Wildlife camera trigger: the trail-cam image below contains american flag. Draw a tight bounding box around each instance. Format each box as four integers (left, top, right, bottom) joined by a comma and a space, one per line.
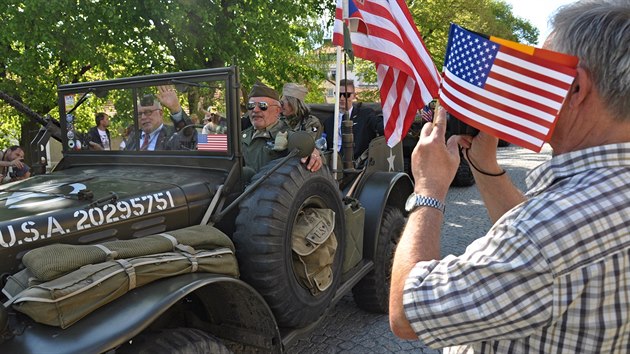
333, 0, 440, 147
197, 133, 228, 152
439, 24, 578, 152
420, 105, 434, 122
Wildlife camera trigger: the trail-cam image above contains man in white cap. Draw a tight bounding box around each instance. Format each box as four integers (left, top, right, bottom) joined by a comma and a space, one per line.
242, 82, 322, 173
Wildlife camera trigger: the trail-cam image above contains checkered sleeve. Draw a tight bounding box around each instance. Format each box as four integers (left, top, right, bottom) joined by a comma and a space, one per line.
402, 224, 554, 349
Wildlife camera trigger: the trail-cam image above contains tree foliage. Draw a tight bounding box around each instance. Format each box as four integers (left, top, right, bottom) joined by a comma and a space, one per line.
0, 0, 536, 150
0, 0, 333, 149
409, 0, 538, 70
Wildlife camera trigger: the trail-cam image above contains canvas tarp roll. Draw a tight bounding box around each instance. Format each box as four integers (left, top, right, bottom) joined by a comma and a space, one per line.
22, 224, 234, 281
2, 225, 239, 328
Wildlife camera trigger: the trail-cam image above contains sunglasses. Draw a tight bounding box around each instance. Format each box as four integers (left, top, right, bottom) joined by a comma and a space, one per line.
138, 108, 161, 117
247, 101, 279, 111
338, 92, 354, 98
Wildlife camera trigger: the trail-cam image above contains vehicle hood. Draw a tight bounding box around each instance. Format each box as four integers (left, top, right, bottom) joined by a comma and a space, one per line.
0, 166, 226, 252
0, 167, 210, 220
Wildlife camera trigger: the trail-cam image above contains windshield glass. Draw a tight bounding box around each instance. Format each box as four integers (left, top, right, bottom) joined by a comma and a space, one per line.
60, 74, 230, 155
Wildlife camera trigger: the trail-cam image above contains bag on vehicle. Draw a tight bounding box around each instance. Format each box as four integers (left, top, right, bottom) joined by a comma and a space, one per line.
291, 208, 337, 295
2, 225, 239, 329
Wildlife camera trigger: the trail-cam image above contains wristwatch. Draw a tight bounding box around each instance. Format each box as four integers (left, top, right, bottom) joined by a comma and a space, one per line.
405, 193, 446, 213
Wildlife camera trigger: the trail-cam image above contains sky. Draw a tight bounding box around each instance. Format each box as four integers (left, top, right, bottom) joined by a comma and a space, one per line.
501, 0, 578, 46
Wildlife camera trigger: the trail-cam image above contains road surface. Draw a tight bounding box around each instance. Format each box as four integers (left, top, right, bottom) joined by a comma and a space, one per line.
287, 144, 552, 353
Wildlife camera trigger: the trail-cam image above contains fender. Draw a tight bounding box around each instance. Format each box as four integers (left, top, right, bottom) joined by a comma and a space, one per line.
353, 171, 413, 260
2, 273, 281, 354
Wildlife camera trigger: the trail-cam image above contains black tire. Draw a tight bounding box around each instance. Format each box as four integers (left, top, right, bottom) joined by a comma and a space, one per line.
117, 328, 230, 354
233, 157, 345, 328
451, 153, 475, 187
352, 206, 405, 312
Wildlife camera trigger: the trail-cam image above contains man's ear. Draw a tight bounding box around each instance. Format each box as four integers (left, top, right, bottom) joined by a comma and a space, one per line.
568, 67, 592, 109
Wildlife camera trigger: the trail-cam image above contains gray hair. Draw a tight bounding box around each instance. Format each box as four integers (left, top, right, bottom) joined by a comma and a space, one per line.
548, 0, 630, 121
139, 94, 162, 108
283, 95, 311, 119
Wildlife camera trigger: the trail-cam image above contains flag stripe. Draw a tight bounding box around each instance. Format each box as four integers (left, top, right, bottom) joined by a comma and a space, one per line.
352, 8, 440, 96
353, 1, 439, 85
334, 0, 440, 147
440, 89, 545, 151
349, 24, 437, 101
197, 134, 228, 151
354, 0, 441, 93
500, 45, 579, 78
486, 74, 564, 114
445, 72, 557, 126
389, 0, 441, 90
493, 59, 571, 99
443, 72, 551, 136
532, 47, 580, 68
496, 53, 575, 88
439, 24, 577, 152
442, 81, 550, 140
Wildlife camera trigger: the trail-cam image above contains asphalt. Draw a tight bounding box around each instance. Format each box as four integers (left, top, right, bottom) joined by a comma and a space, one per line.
286, 144, 553, 353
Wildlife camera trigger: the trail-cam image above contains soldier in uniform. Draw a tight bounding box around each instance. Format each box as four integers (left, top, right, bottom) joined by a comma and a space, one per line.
280, 83, 323, 142
242, 82, 323, 174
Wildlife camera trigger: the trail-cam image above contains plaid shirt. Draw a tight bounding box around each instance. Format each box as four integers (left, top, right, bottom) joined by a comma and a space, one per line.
403, 143, 630, 353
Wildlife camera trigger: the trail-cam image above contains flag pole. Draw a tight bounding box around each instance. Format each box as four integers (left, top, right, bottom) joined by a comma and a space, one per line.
332, 45, 343, 178
332, 0, 350, 178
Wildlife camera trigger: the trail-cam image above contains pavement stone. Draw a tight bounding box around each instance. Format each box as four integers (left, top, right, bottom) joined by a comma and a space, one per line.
286, 144, 552, 353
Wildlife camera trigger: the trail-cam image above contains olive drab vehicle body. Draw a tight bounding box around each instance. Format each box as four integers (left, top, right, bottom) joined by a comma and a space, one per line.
309, 103, 476, 187
0, 68, 413, 353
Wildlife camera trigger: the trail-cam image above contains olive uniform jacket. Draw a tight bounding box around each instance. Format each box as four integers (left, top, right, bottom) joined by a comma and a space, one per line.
283, 114, 323, 141
241, 119, 290, 173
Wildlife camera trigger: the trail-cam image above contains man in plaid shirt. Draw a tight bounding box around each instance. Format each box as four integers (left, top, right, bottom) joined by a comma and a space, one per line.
390, 1, 630, 353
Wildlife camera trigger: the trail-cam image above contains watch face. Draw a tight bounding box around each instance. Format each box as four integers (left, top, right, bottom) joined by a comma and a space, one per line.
405, 193, 416, 212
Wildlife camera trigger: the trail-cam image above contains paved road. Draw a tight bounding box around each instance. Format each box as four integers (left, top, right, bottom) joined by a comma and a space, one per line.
286, 144, 552, 353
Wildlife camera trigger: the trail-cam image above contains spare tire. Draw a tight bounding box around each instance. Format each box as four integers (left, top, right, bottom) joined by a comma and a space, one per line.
233, 157, 345, 328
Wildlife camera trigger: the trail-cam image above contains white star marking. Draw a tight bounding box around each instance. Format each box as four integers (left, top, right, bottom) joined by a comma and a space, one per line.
387, 149, 396, 172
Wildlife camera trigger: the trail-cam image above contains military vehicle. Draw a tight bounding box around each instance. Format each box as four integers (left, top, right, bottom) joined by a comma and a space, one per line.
309, 103, 476, 187
0, 67, 413, 353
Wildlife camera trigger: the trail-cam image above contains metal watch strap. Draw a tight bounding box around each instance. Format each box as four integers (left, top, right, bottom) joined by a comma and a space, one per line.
406, 193, 446, 213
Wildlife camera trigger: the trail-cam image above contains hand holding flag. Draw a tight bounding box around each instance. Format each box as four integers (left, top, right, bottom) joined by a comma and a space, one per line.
438, 24, 578, 152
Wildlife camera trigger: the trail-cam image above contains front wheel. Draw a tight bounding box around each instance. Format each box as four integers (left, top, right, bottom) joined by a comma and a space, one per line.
117, 328, 230, 354
234, 157, 345, 328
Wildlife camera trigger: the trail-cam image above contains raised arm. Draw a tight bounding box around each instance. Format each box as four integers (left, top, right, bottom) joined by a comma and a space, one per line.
457, 133, 526, 223
389, 108, 460, 339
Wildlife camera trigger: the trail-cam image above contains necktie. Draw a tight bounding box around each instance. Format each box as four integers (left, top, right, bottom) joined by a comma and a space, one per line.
140, 133, 150, 151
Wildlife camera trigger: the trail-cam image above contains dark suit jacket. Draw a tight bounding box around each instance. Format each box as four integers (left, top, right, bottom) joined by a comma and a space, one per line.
87, 127, 111, 149
125, 125, 176, 151
323, 103, 384, 160
124, 111, 194, 151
